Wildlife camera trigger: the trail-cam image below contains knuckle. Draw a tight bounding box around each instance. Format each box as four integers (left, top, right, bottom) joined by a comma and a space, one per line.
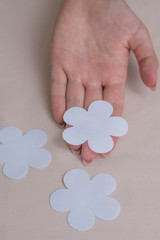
142, 25, 151, 39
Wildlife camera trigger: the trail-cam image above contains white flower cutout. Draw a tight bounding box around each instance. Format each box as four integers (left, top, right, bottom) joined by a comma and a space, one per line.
0, 126, 51, 179
62, 100, 128, 153
50, 169, 120, 231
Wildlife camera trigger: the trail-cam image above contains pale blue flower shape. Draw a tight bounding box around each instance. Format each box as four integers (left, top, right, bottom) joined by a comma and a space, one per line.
62, 100, 128, 154
0, 126, 51, 179
50, 169, 120, 231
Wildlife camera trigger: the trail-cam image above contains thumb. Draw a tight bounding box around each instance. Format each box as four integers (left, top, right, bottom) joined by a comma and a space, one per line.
129, 24, 159, 89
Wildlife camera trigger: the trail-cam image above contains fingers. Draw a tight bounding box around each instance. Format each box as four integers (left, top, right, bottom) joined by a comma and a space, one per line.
50, 63, 67, 126
103, 83, 125, 116
81, 84, 103, 163
66, 79, 85, 152
129, 24, 159, 89
103, 82, 125, 157
66, 80, 85, 109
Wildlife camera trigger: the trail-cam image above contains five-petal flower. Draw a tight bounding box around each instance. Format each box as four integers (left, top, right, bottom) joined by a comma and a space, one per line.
0, 126, 51, 179
62, 100, 128, 153
50, 169, 120, 231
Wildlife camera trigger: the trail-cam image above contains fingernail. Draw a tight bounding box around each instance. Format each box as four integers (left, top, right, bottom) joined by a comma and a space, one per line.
102, 152, 109, 157
71, 149, 81, 155
151, 86, 156, 91
82, 159, 92, 166
58, 123, 66, 129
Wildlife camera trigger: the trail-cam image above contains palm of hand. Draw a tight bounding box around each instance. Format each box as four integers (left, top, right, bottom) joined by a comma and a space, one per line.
50, 0, 158, 162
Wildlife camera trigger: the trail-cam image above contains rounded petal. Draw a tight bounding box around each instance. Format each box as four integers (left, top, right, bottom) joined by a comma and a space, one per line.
63, 107, 87, 126
88, 100, 113, 117
91, 174, 116, 196
68, 209, 95, 231
0, 126, 22, 144
23, 129, 47, 147
29, 148, 51, 168
50, 189, 71, 212
108, 117, 128, 136
95, 197, 120, 220
3, 161, 28, 179
64, 169, 90, 189
88, 134, 114, 154
62, 127, 87, 145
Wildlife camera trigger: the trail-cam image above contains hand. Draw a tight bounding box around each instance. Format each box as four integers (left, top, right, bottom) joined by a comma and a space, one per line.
50, 0, 159, 164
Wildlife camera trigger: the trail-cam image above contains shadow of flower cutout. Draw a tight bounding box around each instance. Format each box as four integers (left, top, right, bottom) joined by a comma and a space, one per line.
50, 169, 120, 231
62, 100, 128, 154
0, 126, 51, 179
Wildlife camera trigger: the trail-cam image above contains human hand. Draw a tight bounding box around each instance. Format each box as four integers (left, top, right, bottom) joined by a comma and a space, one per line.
50, 0, 159, 164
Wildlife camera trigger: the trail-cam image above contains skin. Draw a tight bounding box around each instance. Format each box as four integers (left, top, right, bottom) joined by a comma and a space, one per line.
50, 0, 159, 164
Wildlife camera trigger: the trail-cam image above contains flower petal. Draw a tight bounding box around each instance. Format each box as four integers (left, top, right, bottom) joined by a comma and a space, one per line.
91, 174, 116, 196
23, 129, 47, 147
29, 148, 51, 168
50, 189, 71, 212
64, 169, 90, 189
88, 134, 114, 154
3, 161, 28, 179
95, 197, 120, 220
0, 127, 22, 144
63, 107, 87, 126
62, 127, 87, 145
88, 100, 113, 117
108, 117, 128, 136
68, 209, 95, 231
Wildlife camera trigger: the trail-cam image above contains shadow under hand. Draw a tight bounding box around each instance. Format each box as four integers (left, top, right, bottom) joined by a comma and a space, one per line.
126, 52, 145, 95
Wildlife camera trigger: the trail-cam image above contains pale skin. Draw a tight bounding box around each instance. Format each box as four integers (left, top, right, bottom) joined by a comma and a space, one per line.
50, 0, 159, 164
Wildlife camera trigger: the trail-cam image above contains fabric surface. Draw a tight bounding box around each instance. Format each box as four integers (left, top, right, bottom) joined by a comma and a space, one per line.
0, 0, 160, 239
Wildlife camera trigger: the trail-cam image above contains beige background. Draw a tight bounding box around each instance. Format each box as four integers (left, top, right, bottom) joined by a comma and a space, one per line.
0, 0, 160, 239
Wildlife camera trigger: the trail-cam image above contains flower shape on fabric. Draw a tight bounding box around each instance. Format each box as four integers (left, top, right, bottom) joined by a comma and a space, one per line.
62, 100, 128, 154
0, 126, 51, 179
50, 169, 120, 231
